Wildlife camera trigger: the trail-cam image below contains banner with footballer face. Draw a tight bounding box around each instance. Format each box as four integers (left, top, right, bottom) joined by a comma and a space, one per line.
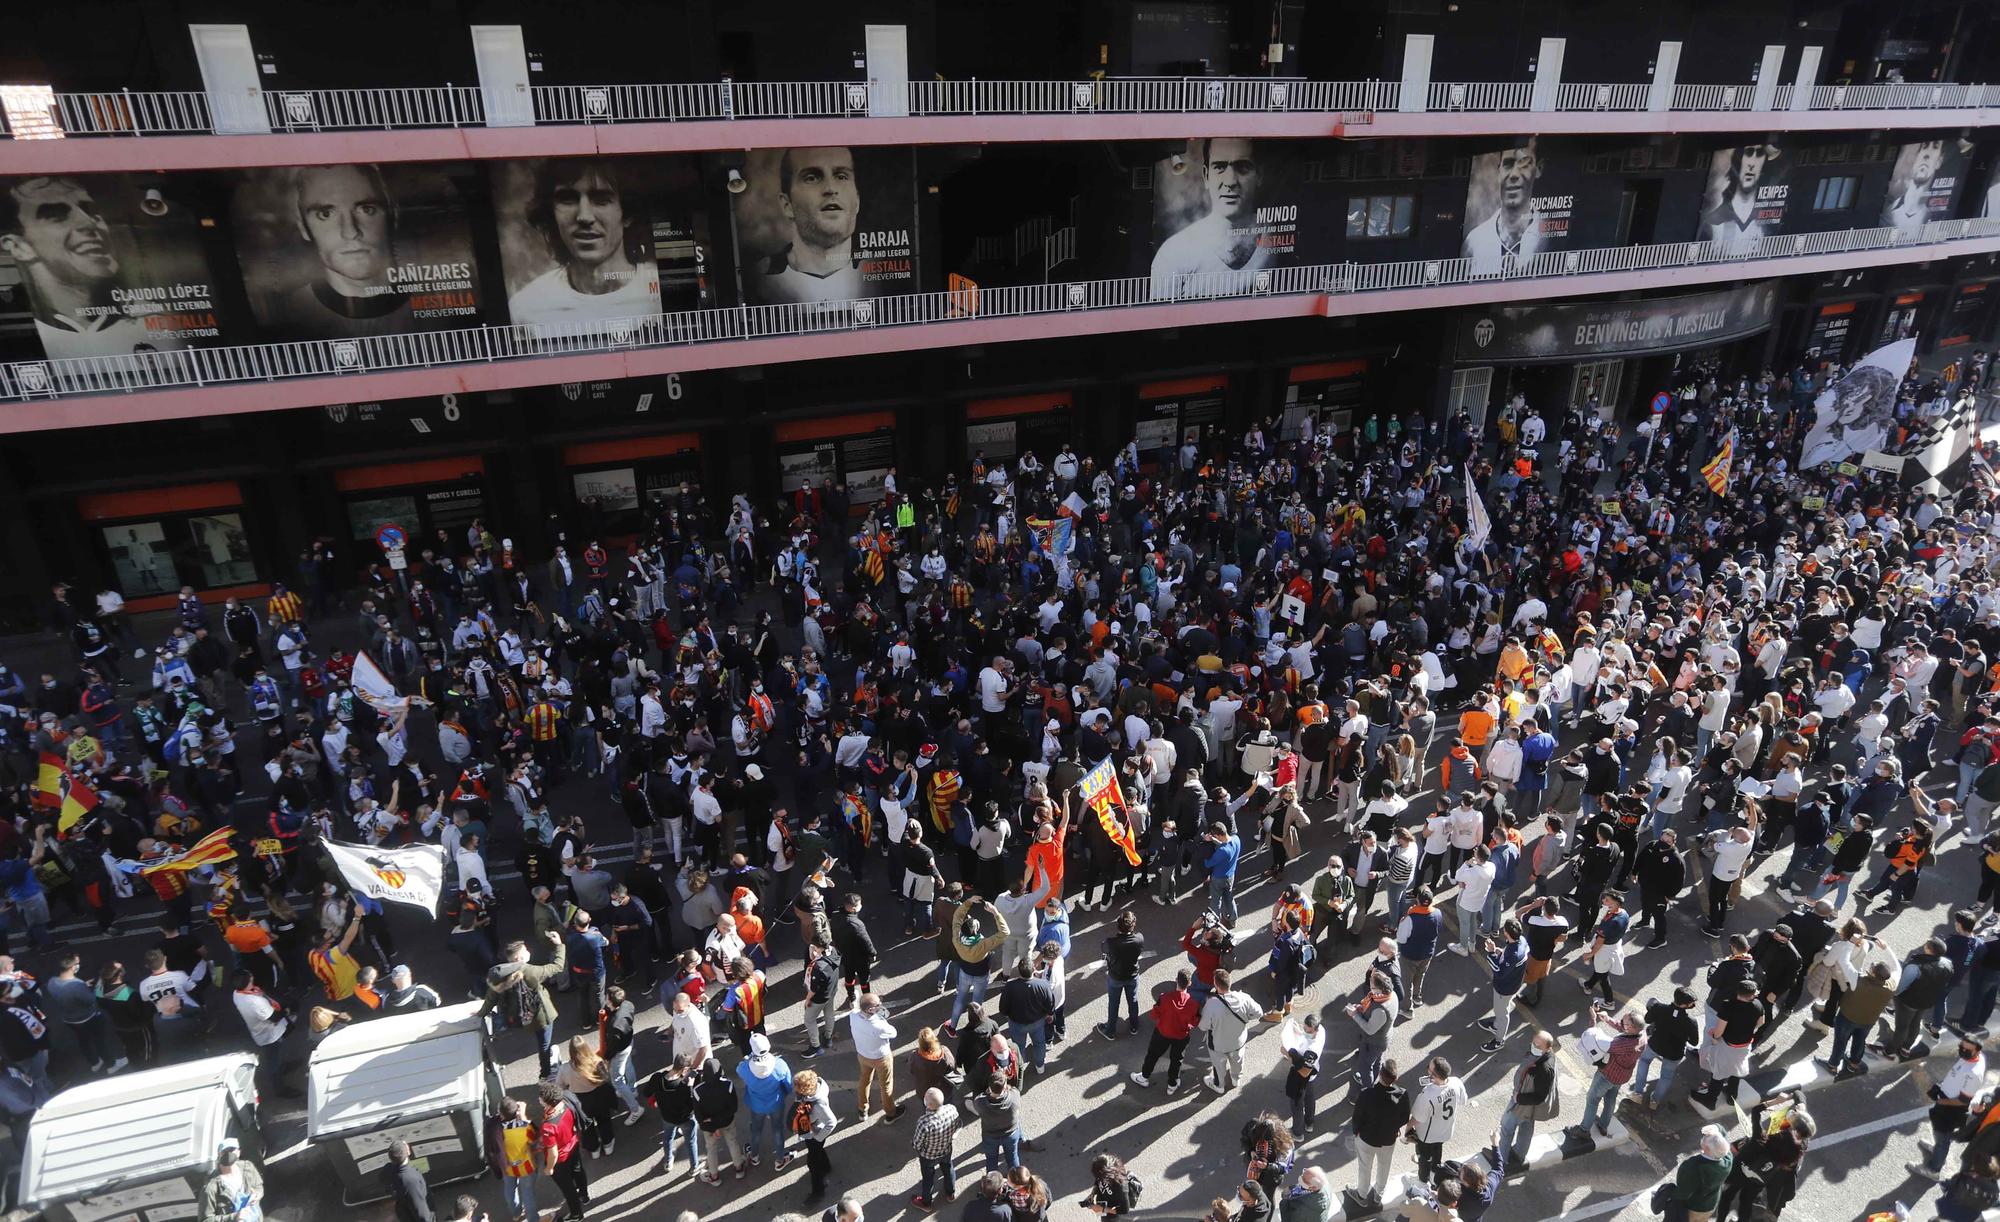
227, 162, 485, 341
729, 145, 918, 306
0, 173, 232, 359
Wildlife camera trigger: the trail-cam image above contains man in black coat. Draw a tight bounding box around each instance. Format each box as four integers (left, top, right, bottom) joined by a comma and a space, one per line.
1781, 899, 1840, 1012
386, 1142, 435, 1222
1340, 833, 1391, 945
830, 891, 878, 1006
1571, 823, 1623, 921
1633, 830, 1687, 948
1750, 923, 1804, 1046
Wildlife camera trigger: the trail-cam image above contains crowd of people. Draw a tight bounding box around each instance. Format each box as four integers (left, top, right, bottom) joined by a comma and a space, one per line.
5, 348, 2000, 1222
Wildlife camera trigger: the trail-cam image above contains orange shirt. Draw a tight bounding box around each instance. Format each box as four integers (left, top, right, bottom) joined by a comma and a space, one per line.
735, 913, 766, 947
1026, 832, 1066, 908
1458, 708, 1496, 747
223, 922, 273, 958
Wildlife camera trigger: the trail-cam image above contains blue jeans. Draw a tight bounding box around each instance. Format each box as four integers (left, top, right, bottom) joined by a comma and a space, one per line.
660, 1120, 702, 1171
949, 971, 990, 1027
1929, 1116, 1960, 1173
1644, 803, 1676, 841
1582, 1071, 1620, 1132
740, 1108, 786, 1161
919, 1153, 956, 1201
1106, 976, 1139, 1031
502, 1172, 538, 1220
1828, 1012, 1870, 1065
938, 959, 958, 992
1499, 1104, 1534, 1165
1010, 1019, 1048, 1073
1210, 874, 1237, 925
1960, 968, 2000, 1030
1632, 1047, 1679, 1103
534, 1023, 557, 1079
1808, 871, 1854, 909
980, 1129, 1022, 1171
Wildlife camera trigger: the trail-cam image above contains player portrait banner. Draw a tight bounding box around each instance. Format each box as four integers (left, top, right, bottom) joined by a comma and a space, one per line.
730, 145, 917, 306
1699, 137, 1790, 242
1460, 137, 1577, 267
1800, 336, 1918, 470
227, 162, 485, 341
1453, 282, 1781, 363
1149, 137, 1299, 298
0, 172, 231, 359
1880, 136, 1971, 236
491, 155, 712, 331
324, 839, 446, 913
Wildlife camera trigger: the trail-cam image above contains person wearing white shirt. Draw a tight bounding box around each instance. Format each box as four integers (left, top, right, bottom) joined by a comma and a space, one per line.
1512, 597, 1549, 629
1451, 847, 1497, 953
978, 658, 1015, 716
1917, 1037, 1988, 1178
456, 837, 493, 896
640, 687, 667, 741
1647, 753, 1693, 839
1853, 701, 1889, 760
1701, 827, 1756, 935
1486, 728, 1523, 789
849, 993, 902, 1119
667, 992, 712, 1066
1814, 678, 1856, 724
1408, 1058, 1470, 1179
1124, 712, 1151, 753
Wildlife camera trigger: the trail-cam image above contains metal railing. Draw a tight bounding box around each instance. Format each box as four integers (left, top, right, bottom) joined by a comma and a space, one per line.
1671, 83, 1753, 112
1429, 81, 1533, 112
1554, 82, 1653, 112
1044, 226, 1076, 278
267, 86, 486, 130
8, 73, 2000, 138
7, 217, 1999, 409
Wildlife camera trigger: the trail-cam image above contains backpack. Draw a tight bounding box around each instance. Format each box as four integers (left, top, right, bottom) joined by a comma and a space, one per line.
788, 1096, 815, 1136
1295, 933, 1316, 970
1124, 1172, 1144, 1205
505, 971, 536, 1029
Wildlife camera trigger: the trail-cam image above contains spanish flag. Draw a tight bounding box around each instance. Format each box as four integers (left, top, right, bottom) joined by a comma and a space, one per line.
57, 776, 100, 832
33, 754, 63, 810
1701, 430, 1736, 495
141, 828, 237, 875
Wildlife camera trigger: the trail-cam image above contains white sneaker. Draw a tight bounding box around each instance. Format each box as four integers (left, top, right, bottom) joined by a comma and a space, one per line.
624, 1111, 642, 1127
1448, 944, 1469, 956
107, 1058, 129, 1074
1128, 1072, 1150, 1088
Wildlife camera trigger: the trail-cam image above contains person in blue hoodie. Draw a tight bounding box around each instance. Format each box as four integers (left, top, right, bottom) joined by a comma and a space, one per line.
1478, 918, 1530, 1052
735, 1031, 794, 1168
1203, 820, 1241, 928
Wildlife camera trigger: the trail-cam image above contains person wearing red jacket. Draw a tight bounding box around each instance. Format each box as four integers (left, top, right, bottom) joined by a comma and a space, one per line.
1127, 968, 1200, 1092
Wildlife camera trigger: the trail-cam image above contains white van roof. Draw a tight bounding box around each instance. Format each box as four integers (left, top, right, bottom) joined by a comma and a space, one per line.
21, 1053, 257, 1207
308, 1001, 487, 1141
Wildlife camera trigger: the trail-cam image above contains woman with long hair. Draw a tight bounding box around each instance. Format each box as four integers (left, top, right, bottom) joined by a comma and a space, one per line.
1003, 1163, 1050, 1221
1083, 1153, 1139, 1216
95, 961, 154, 1067
556, 1034, 616, 1157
